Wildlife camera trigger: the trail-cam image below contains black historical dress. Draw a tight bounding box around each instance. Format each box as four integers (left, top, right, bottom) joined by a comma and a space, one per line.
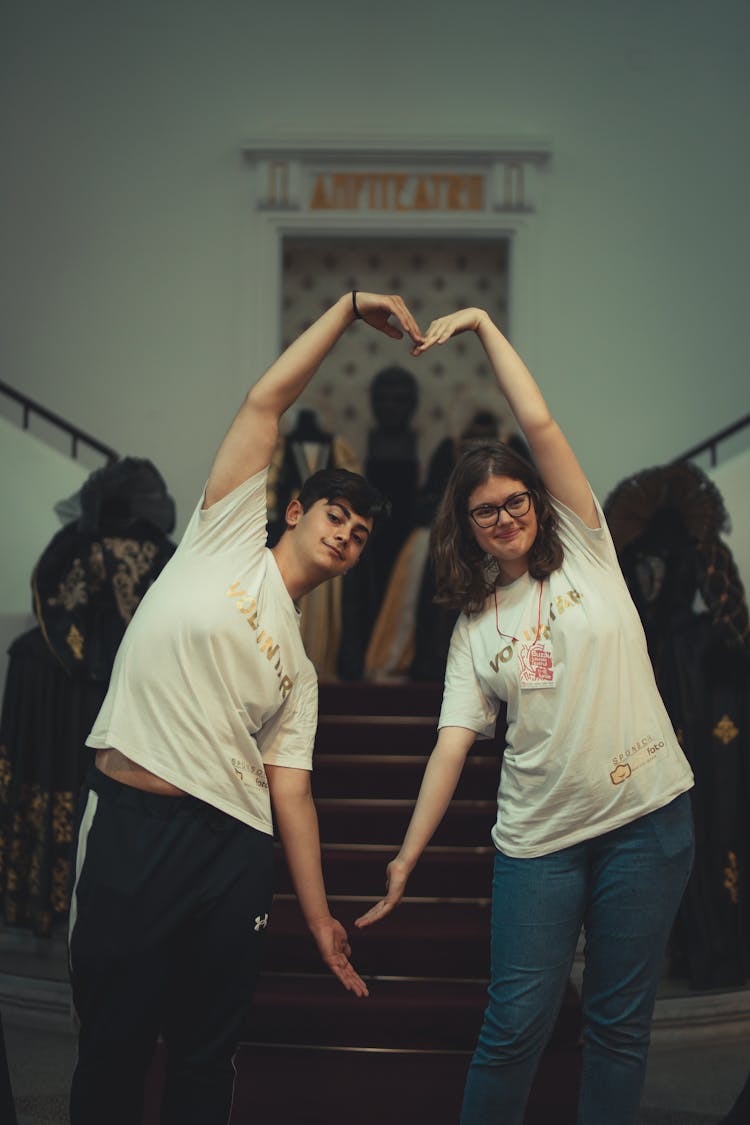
0, 458, 175, 935
605, 460, 750, 988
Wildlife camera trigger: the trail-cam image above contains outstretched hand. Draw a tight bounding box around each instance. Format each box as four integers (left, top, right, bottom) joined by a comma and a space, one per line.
354, 856, 410, 930
310, 915, 369, 997
410, 307, 487, 356
354, 292, 424, 349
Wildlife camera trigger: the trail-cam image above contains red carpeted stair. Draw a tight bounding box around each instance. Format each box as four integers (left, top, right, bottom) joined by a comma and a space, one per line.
145, 682, 582, 1124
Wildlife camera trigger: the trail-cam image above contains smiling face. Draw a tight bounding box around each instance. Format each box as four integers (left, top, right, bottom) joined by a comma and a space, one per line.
287, 495, 373, 579
467, 474, 539, 584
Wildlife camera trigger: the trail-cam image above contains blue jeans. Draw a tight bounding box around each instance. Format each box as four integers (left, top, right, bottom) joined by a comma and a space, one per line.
461, 793, 694, 1125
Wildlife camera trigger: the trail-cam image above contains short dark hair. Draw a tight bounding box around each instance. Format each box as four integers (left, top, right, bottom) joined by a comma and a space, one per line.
297, 468, 390, 531
432, 442, 564, 614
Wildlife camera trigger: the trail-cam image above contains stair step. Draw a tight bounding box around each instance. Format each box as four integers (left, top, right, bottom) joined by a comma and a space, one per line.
265, 898, 491, 978
275, 843, 495, 898
315, 797, 497, 846
248, 974, 487, 1050
246, 975, 582, 1053
319, 681, 443, 717
233, 1046, 472, 1125
315, 713, 507, 757
145, 1039, 581, 1125
315, 713, 439, 754
311, 751, 500, 799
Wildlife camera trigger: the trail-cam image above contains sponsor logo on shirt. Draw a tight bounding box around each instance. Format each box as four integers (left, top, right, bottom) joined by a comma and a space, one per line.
231, 757, 269, 791
610, 735, 664, 785
227, 582, 294, 699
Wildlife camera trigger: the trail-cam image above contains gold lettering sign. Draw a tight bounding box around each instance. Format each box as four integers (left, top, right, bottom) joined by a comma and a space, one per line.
309, 172, 484, 212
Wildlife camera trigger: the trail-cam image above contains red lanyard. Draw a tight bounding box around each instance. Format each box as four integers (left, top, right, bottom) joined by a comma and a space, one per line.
494, 579, 544, 644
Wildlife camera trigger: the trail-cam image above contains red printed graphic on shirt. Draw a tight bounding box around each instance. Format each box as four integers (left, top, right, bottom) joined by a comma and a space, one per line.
518, 642, 554, 683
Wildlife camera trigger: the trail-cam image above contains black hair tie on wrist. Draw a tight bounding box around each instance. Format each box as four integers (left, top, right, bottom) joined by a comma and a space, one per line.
352, 290, 364, 320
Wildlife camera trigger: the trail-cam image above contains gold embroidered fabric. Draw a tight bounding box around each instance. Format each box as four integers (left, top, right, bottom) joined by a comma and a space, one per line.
0, 752, 75, 933
0, 632, 101, 935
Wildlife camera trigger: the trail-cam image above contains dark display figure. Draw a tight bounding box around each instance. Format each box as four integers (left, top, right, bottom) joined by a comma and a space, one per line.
0, 459, 176, 934
364, 366, 419, 611
605, 460, 750, 989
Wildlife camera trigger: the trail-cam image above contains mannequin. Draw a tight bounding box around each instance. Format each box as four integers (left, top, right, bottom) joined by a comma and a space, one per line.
364, 366, 419, 611
605, 460, 750, 989
0, 459, 176, 934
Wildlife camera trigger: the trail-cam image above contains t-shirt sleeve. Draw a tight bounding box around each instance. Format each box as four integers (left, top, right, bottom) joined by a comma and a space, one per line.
176, 469, 269, 564
256, 666, 318, 770
550, 490, 620, 571
438, 615, 500, 740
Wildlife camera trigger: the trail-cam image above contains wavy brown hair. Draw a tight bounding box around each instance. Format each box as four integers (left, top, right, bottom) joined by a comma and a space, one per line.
431, 442, 564, 614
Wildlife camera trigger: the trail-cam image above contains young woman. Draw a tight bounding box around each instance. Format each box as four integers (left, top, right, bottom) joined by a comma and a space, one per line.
356, 307, 695, 1125
68, 291, 422, 1125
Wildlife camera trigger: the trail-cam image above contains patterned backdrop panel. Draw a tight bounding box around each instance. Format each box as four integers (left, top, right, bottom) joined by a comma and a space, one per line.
281, 237, 510, 478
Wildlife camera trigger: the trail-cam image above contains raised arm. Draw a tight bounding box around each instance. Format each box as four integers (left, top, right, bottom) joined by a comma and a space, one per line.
413, 309, 598, 527
266, 763, 368, 997
204, 292, 422, 508
354, 725, 476, 928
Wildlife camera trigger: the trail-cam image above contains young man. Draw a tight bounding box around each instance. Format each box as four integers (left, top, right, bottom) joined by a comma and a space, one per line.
68, 291, 423, 1125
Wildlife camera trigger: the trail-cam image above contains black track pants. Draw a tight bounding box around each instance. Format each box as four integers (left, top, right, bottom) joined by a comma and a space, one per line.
68, 768, 274, 1125
0, 1009, 17, 1125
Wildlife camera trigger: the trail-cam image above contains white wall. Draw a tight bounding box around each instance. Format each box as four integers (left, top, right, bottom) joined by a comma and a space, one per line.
1, 0, 749, 538
0, 417, 89, 687
0, 418, 90, 615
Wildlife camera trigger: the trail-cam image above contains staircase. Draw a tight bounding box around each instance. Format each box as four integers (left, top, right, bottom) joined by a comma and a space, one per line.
145, 681, 582, 1124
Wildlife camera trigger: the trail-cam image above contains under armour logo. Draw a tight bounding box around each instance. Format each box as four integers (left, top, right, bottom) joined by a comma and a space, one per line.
254, 913, 269, 932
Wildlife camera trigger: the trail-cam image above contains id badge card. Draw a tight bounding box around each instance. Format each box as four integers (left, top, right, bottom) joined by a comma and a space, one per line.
519, 639, 556, 690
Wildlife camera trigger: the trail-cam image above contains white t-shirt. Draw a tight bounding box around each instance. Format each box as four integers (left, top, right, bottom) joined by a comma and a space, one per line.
439, 492, 694, 858
87, 469, 318, 836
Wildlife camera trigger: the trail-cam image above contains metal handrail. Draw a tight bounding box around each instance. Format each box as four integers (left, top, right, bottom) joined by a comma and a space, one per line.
674, 413, 750, 468
0, 378, 118, 464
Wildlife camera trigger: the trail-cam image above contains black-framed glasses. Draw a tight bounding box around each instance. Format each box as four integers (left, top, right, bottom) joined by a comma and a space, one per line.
469, 491, 533, 528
